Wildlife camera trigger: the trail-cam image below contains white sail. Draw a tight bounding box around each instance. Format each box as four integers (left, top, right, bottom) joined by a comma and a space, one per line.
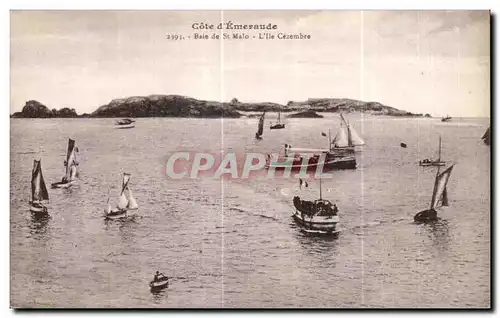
116, 173, 136, 210
430, 165, 454, 210
125, 188, 139, 209
332, 126, 349, 148
70, 165, 78, 180
347, 124, 365, 146
118, 191, 129, 209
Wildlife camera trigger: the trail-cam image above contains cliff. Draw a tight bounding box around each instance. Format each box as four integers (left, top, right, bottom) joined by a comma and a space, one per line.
10, 100, 78, 118
91, 95, 242, 118
283, 98, 426, 117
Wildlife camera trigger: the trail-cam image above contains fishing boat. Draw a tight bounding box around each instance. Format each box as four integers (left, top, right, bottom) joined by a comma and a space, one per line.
266, 145, 356, 171
104, 173, 139, 220
149, 276, 169, 291
414, 164, 455, 223
255, 112, 265, 140
29, 159, 49, 215
419, 136, 446, 167
51, 138, 79, 188
270, 111, 285, 130
482, 126, 490, 145
441, 115, 452, 122
292, 178, 339, 235
330, 113, 365, 154
266, 113, 360, 171
115, 118, 135, 129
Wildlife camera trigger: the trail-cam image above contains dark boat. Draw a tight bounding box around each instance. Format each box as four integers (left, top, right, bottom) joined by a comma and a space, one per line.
270, 111, 285, 130
482, 127, 490, 145
51, 138, 79, 188
419, 136, 446, 167
414, 164, 455, 223
292, 179, 339, 235
255, 112, 265, 140
29, 159, 49, 215
441, 115, 452, 122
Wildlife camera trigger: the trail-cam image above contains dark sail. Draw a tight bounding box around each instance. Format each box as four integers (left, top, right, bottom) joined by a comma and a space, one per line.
64, 138, 78, 181
256, 112, 265, 137
482, 127, 490, 145
441, 188, 449, 207
31, 159, 49, 202
430, 164, 454, 210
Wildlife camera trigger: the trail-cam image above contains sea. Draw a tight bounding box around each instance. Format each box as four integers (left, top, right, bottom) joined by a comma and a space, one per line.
10, 114, 490, 308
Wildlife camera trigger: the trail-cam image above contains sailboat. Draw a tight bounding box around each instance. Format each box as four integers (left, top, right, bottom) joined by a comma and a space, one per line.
414, 164, 455, 223
482, 126, 490, 145
270, 111, 285, 130
29, 159, 49, 215
441, 115, 452, 122
330, 113, 365, 154
51, 138, 79, 188
104, 173, 139, 220
292, 178, 340, 235
255, 112, 265, 140
419, 136, 446, 167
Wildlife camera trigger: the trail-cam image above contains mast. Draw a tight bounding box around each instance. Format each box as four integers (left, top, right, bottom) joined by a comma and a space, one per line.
278, 111, 281, 124
328, 129, 332, 151
438, 136, 442, 162
319, 178, 323, 200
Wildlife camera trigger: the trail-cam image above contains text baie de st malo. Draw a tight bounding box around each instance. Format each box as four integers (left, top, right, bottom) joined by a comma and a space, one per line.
166, 21, 312, 41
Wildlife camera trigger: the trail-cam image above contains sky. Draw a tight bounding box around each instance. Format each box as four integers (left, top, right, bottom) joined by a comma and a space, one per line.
10, 10, 490, 117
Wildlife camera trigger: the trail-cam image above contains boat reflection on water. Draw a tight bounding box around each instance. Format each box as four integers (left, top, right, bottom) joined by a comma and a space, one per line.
423, 219, 451, 252
29, 213, 50, 235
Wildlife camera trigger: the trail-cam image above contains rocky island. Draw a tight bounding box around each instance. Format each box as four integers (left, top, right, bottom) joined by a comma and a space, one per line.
10, 100, 80, 118
11, 95, 430, 118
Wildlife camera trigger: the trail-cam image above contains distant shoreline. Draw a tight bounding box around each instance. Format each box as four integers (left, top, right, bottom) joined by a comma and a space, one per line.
11, 95, 434, 119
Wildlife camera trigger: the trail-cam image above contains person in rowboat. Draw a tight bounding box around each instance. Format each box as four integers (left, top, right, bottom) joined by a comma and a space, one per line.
153, 271, 167, 282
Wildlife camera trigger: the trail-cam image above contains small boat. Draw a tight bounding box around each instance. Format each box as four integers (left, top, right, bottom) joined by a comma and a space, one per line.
414, 164, 455, 223
482, 126, 490, 145
400, 142, 407, 148
270, 111, 285, 130
104, 173, 139, 220
29, 159, 49, 215
292, 178, 339, 235
149, 276, 169, 291
255, 112, 265, 140
419, 136, 446, 167
115, 118, 135, 129
51, 138, 79, 188
441, 115, 452, 122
